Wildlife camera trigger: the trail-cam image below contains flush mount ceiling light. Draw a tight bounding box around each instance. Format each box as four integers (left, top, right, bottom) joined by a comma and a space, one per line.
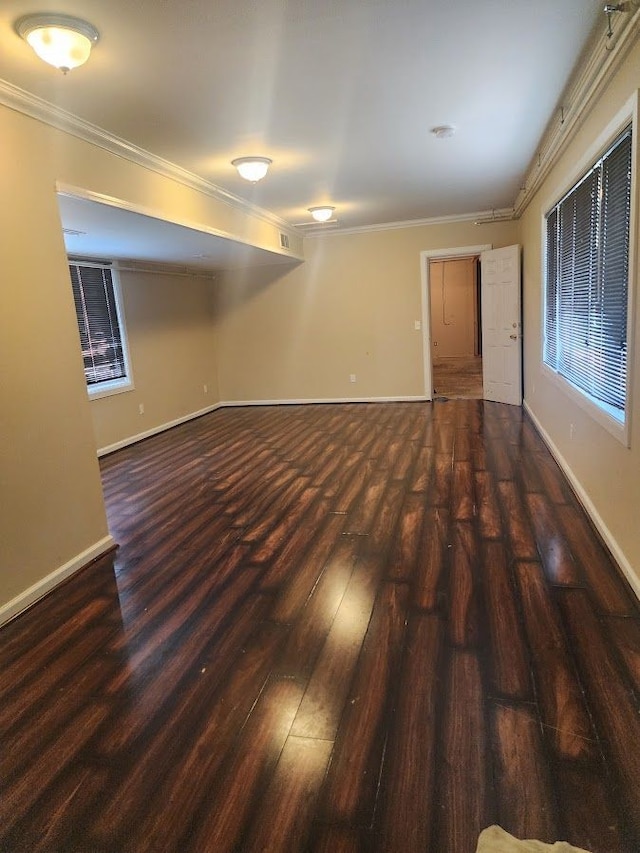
16, 13, 99, 73
308, 206, 336, 222
231, 157, 272, 182
430, 124, 456, 139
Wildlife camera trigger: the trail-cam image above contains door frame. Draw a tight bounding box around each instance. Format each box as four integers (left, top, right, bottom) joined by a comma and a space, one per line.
420, 244, 492, 400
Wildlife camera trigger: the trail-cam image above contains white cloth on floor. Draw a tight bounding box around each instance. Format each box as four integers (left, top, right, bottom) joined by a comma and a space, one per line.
476, 825, 592, 853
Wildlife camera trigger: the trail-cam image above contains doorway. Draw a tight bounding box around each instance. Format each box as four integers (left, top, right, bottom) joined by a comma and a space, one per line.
420, 244, 491, 401
429, 256, 482, 398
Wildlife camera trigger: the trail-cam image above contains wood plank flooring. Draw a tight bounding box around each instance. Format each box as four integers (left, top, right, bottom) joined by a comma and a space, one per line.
1, 400, 640, 853
432, 355, 483, 398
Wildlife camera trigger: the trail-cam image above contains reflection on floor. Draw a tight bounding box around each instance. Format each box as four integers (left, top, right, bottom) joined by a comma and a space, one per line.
2, 401, 640, 852
433, 355, 483, 399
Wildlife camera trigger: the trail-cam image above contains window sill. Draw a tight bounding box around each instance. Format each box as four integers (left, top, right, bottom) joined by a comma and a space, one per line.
88, 378, 134, 401
541, 363, 629, 447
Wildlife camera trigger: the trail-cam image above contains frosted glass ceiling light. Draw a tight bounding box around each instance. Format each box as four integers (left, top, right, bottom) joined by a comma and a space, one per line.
16, 13, 99, 73
231, 157, 272, 182
308, 206, 335, 222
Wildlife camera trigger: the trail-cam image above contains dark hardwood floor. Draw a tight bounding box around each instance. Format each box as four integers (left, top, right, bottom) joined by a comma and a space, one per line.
1, 400, 640, 853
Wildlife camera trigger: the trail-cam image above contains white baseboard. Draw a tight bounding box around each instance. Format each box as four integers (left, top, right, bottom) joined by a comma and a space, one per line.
0, 535, 116, 626
220, 395, 429, 407
97, 397, 429, 456
524, 400, 640, 601
97, 402, 225, 456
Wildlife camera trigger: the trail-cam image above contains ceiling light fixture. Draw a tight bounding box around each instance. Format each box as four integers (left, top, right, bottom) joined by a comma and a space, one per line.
430, 125, 456, 139
231, 157, 272, 182
15, 13, 99, 73
308, 206, 336, 222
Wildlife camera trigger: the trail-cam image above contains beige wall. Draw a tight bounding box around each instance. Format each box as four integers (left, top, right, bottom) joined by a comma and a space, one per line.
216, 221, 518, 402
91, 269, 219, 452
0, 107, 109, 617
521, 43, 640, 586
0, 102, 298, 622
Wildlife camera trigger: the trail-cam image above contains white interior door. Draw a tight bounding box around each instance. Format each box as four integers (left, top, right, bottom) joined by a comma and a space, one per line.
480, 245, 522, 405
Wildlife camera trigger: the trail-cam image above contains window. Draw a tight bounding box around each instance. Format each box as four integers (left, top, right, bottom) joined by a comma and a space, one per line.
544, 125, 633, 432
69, 260, 132, 397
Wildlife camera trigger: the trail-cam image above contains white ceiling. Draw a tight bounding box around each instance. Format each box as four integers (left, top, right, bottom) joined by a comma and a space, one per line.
0, 0, 605, 268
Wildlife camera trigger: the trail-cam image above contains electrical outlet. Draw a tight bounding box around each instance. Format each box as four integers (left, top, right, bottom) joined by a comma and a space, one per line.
349, 374, 356, 383
138, 403, 144, 415
570, 423, 575, 439
203, 384, 208, 394
414, 320, 421, 330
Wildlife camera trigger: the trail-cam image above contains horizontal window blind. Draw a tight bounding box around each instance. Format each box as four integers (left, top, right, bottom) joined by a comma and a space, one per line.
69, 262, 127, 386
544, 127, 632, 417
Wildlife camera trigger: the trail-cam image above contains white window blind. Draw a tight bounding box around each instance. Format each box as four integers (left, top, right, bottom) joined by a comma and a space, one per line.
69, 261, 128, 387
544, 127, 632, 419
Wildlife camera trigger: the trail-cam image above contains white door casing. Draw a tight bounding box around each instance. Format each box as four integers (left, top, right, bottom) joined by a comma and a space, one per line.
480, 245, 522, 406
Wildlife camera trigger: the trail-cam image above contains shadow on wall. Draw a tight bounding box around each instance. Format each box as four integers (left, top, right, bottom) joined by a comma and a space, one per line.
212, 259, 303, 321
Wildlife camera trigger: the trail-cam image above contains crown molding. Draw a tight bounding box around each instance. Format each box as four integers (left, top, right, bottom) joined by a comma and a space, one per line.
292, 219, 339, 230
514, 3, 640, 216
69, 255, 219, 279
3, 6, 637, 237
0, 77, 296, 236
301, 208, 513, 237
115, 260, 219, 280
